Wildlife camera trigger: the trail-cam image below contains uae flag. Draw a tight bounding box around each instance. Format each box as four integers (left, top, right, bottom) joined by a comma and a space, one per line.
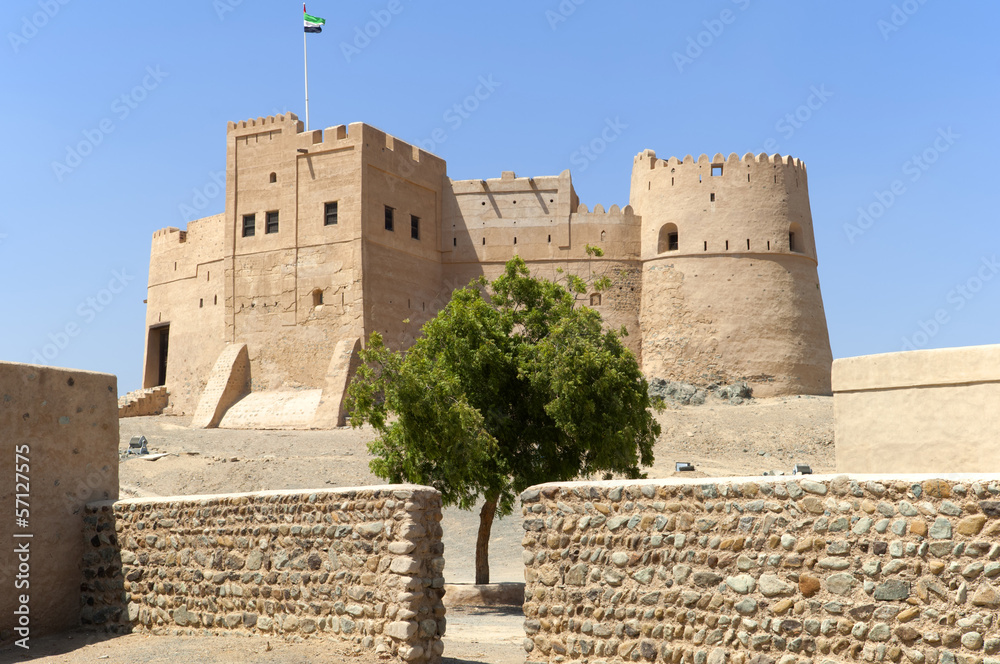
304, 5, 325, 33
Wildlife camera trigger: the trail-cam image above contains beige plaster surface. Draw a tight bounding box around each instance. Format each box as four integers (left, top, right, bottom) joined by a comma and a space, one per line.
0, 362, 118, 643
833, 345, 1000, 474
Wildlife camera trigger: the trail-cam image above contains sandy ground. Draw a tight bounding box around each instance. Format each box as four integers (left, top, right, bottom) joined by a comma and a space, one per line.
2, 395, 832, 663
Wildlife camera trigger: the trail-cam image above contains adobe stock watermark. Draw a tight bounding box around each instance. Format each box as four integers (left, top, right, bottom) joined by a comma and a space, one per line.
341, 0, 404, 63
179, 171, 226, 223
878, 0, 932, 41
570, 118, 628, 173
51, 66, 169, 183
673, 0, 752, 74
900, 255, 999, 351
7, 0, 73, 55
415, 76, 502, 155
213, 0, 243, 20
755, 85, 834, 155
842, 127, 959, 244
29, 269, 135, 365
545, 0, 587, 31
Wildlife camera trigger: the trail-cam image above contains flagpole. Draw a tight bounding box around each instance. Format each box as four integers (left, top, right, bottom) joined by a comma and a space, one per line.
304, 28, 310, 131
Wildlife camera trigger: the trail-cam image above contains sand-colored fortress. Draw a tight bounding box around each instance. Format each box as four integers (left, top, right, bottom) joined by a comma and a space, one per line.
139, 112, 832, 426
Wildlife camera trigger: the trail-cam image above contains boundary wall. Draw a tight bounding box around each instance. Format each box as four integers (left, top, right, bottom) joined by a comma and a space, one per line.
833, 345, 1000, 474
81, 485, 446, 662
0, 362, 118, 644
521, 474, 1000, 664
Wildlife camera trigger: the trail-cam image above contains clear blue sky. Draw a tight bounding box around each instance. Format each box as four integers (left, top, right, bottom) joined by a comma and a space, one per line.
2, 2, 997, 395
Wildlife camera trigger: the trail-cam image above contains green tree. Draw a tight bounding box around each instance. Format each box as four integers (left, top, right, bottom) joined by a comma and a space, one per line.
346, 257, 660, 583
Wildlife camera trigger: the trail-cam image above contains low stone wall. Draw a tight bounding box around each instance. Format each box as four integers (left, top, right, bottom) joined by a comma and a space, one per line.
82, 485, 446, 662
521, 474, 1000, 664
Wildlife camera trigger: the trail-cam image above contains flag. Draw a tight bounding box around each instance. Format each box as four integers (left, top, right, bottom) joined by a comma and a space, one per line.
304, 5, 325, 33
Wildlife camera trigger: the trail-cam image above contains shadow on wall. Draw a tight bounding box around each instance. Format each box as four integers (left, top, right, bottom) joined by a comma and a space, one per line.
80, 506, 127, 630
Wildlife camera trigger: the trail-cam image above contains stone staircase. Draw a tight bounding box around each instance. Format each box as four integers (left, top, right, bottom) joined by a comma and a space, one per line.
118, 386, 169, 418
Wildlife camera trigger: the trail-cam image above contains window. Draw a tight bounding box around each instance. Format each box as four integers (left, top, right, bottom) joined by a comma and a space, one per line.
453, 237, 457, 247
710, 193, 716, 202
657, 223, 679, 253
324, 202, 338, 226
385, 206, 394, 231
269, 172, 277, 183
712, 164, 723, 177
265, 211, 279, 234
312, 289, 323, 308
590, 293, 602, 306
789, 223, 804, 253
242, 214, 256, 237
411, 215, 420, 240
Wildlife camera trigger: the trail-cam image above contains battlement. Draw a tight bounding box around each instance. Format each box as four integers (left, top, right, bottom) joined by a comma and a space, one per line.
152, 227, 186, 243
573, 203, 637, 220
449, 170, 568, 196
227, 112, 303, 135
635, 149, 807, 172
285, 121, 445, 172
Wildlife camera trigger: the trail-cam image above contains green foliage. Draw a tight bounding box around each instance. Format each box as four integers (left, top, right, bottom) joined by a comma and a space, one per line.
347, 257, 661, 521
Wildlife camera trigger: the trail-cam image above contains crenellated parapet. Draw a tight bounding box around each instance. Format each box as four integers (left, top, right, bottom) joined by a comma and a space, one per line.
151, 227, 186, 243
227, 112, 303, 136
573, 203, 636, 218
634, 149, 807, 173
631, 147, 815, 262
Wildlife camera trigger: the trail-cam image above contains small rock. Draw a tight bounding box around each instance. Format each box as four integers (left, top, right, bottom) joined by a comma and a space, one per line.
929, 517, 953, 540
972, 583, 1000, 608
726, 574, 756, 594
874, 579, 910, 601
799, 575, 821, 597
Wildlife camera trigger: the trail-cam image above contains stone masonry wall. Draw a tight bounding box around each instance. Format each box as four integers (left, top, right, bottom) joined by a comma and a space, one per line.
520, 475, 1000, 664
81, 485, 445, 662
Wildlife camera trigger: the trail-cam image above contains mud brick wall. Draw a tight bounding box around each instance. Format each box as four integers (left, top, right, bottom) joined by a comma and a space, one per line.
520, 475, 1000, 664
81, 485, 445, 662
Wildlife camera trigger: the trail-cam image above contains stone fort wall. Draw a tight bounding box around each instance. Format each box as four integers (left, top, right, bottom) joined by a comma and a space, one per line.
631, 151, 831, 396
143, 113, 832, 422
520, 474, 1000, 664
81, 485, 446, 662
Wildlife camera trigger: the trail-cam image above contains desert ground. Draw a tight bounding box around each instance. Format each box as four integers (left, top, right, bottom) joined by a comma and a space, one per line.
2, 394, 833, 664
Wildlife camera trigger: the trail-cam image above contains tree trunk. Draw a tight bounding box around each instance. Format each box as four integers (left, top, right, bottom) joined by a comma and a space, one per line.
475, 497, 498, 585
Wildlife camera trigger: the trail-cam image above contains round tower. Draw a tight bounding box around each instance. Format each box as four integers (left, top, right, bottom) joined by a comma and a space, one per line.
630, 150, 832, 396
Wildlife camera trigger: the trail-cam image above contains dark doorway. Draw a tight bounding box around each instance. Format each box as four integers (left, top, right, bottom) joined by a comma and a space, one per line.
144, 324, 170, 388
157, 326, 169, 386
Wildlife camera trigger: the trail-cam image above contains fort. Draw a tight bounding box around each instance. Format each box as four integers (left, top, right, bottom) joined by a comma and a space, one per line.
139, 112, 832, 427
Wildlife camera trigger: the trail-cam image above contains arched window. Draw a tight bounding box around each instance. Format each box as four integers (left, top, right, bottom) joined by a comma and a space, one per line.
312, 289, 324, 308
658, 223, 679, 253
600, 230, 606, 242
590, 293, 602, 306
269, 172, 277, 183
789, 223, 804, 253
